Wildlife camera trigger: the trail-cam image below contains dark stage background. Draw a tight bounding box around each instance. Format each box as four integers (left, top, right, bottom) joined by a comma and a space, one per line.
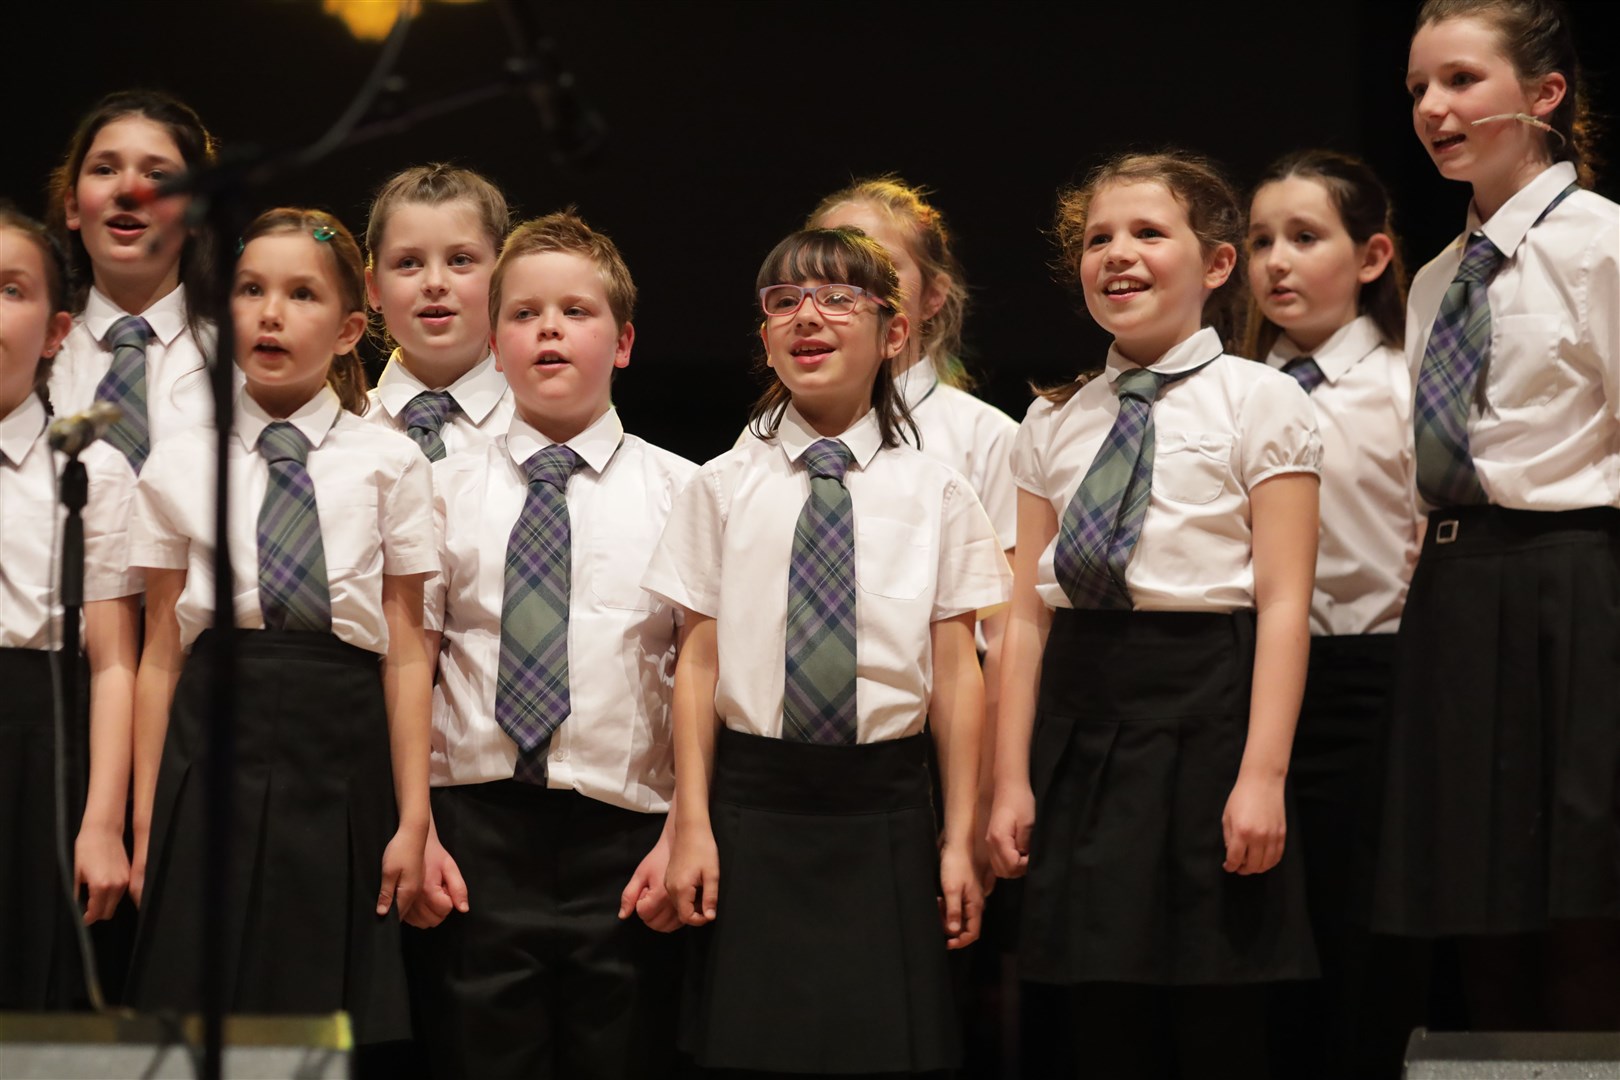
8, 0, 1619, 467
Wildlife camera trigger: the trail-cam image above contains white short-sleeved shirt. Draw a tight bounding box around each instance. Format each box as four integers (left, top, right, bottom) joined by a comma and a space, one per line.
643, 405, 1012, 744
1267, 316, 1422, 636
0, 395, 141, 649
1012, 327, 1322, 613
427, 408, 696, 811
896, 356, 1020, 550
737, 357, 1019, 551
364, 349, 515, 456
1406, 161, 1620, 511
50, 284, 215, 439
129, 385, 438, 653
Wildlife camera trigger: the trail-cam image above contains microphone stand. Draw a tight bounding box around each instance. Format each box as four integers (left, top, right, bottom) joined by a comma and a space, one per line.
52, 452, 95, 1007
137, 4, 606, 1078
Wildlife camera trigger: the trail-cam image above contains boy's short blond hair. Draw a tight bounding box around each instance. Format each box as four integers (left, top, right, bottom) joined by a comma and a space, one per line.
489, 209, 636, 328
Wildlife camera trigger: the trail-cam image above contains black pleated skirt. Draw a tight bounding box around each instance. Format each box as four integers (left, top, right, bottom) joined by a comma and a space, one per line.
1020, 609, 1317, 986
680, 727, 959, 1074
127, 630, 409, 1043
0, 648, 89, 1008
1374, 506, 1620, 936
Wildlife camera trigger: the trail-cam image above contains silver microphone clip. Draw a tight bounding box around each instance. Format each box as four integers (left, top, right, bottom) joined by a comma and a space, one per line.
47, 402, 124, 456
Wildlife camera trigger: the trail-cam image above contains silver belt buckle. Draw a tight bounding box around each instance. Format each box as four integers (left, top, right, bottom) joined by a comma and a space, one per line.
1435, 519, 1460, 544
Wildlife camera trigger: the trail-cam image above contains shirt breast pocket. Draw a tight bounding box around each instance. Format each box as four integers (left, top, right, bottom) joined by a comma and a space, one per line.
1486, 314, 1566, 409
587, 533, 659, 612
1153, 431, 1233, 505
320, 493, 380, 572
855, 517, 930, 600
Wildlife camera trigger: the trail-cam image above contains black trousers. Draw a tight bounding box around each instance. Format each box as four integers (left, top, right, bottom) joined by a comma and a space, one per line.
410, 781, 682, 1080
1269, 634, 1427, 1080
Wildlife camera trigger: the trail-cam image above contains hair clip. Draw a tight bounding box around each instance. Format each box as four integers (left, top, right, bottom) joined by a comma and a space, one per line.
312, 225, 337, 243
236, 238, 245, 255
1470, 112, 1568, 148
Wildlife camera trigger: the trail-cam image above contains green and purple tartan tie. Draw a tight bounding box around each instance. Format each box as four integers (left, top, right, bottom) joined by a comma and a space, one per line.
1413, 182, 1579, 508
498, 444, 581, 784
1413, 233, 1503, 508
94, 315, 153, 472
1054, 363, 1206, 610
256, 422, 332, 632
1283, 356, 1326, 394
400, 390, 458, 462
784, 438, 858, 745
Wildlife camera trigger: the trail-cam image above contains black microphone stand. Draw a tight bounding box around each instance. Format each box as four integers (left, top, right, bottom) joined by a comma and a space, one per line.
133, 5, 605, 1077
51, 450, 98, 1007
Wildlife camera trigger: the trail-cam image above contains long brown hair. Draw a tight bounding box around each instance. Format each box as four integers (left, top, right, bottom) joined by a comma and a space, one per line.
1042, 150, 1245, 405
238, 208, 370, 415
1416, 0, 1598, 186
46, 89, 219, 339
746, 228, 918, 450
809, 176, 974, 389
1242, 150, 1409, 362
0, 203, 72, 410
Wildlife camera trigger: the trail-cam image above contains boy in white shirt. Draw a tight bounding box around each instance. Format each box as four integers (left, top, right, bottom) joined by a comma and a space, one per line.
408, 211, 693, 1079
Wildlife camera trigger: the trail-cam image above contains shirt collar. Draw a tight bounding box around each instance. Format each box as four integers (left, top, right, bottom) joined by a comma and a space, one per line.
895, 354, 940, 410
775, 403, 883, 471
0, 394, 47, 467
1471, 160, 1578, 259
375, 349, 509, 423
1266, 315, 1383, 384
83, 283, 188, 347
1104, 326, 1223, 384
505, 406, 623, 476
235, 384, 343, 453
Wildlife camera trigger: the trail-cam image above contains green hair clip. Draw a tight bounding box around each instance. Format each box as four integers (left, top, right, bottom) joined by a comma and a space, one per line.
312, 225, 337, 243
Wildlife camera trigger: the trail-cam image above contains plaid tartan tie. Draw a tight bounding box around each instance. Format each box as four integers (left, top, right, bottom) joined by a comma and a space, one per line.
1055, 363, 1209, 609
783, 438, 858, 745
256, 422, 332, 632
1283, 356, 1327, 394
1413, 182, 1578, 508
1413, 233, 1503, 508
400, 390, 458, 462
94, 315, 153, 472
498, 444, 581, 783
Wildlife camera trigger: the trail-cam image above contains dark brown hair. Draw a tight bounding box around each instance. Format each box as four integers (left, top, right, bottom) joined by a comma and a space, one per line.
747, 227, 918, 450
0, 203, 72, 408
1043, 150, 1244, 404
238, 208, 370, 415
809, 176, 974, 389
1242, 149, 1408, 361
1416, 0, 1598, 186
490, 208, 636, 328
46, 89, 219, 339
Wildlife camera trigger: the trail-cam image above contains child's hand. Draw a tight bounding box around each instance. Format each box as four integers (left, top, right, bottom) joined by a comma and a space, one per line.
74, 824, 130, 925
939, 844, 984, 950
986, 781, 1035, 879
620, 829, 680, 933
1222, 772, 1286, 875
405, 828, 468, 929
666, 826, 720, 927
378, 824, 427, 917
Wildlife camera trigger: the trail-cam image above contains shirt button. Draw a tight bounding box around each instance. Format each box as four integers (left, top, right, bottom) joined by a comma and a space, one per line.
553, 748, 569, 763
